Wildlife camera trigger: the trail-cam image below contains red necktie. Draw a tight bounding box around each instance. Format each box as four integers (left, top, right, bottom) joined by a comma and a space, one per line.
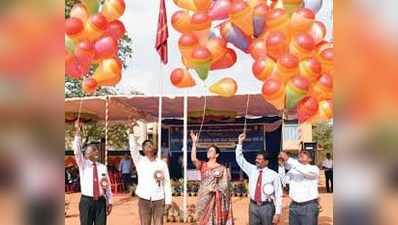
93, 162, 100, 200
254, 170, 263, 203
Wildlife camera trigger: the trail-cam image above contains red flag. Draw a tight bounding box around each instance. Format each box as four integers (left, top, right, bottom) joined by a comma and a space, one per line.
155, 0, 168, 64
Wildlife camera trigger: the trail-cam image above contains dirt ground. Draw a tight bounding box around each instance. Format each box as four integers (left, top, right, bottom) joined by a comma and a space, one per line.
65, 174, 333, 225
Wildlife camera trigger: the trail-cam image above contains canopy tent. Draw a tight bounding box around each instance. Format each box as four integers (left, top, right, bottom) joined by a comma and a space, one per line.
65, 94, 297, 121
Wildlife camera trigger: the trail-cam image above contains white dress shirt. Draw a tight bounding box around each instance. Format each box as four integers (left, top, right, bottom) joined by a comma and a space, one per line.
278, 165, 287, 187
285, 158, 319, 203
129, 134, 172, 204
73, 135, 112, 204
322, 159, 333, 169
235, 144, 283, 214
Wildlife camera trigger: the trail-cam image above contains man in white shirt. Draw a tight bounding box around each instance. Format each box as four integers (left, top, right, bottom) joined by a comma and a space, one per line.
236, 133, 283, 225
128, 120, 172, 225
321, 153, 333, 193
73, 121, 112, 225
279, 150, 320, 225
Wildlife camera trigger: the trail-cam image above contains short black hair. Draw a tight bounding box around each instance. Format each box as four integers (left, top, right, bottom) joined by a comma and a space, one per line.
326, 153, 331, 158
300, 150, 313, 159
256, 151, 270, 160
142, 139, 157, 155
208, 144, 221, 155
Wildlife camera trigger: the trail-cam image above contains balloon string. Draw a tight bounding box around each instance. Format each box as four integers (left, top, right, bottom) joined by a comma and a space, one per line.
197, 82, 208, 142
77, 91, 85, 122
243, 94, 250, 134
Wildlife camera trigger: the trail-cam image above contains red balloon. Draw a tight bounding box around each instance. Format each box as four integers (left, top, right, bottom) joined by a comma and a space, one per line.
265, 31, 288, 60
106, 20, 126, 40
75, 40, 95, 64
90, 13, 108, 31
82, 77, 98, 94
65, 17, 84, 36
192, 47, 211, 60
249, 38, 267, 60
297, 96, 319, 123
94, 36, 118, 60
211, 48, 237, 70
65, 54, 90, 79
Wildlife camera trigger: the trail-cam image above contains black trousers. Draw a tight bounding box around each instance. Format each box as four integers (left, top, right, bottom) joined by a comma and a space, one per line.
79, 195, 107, 225
325, 169, 333, 193
289, 200, 319, 225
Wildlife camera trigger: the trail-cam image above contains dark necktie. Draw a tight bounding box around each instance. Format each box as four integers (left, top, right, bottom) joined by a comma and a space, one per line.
254, 169, 263, 203
93, 162, 100, 200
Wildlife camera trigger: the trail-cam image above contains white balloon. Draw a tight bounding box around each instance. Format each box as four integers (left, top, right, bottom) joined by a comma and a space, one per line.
304, 0, 323, 13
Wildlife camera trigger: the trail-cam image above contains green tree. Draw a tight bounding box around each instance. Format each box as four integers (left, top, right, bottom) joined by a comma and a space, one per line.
312, 121, 333, 154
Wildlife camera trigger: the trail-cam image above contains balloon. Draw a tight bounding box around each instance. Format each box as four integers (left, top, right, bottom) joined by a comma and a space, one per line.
65, 17, 85, 41
101, 0, 126, 21
170, 68, 196, 88
299, 57, 321, 83
92, 58, 122, 86
70, 4, 89, 22
289, 8, 315, 34
65, 35, 76, 54
106, 20, 126, 40
171, 11, 193, 34
230, 1, 254, 37
194, 0, 212, 11
285, 75, 310, 109
75, 40, 95, 64
253, 3, 269, 38
252, 57, 276, 81
310, 73, 332, 100
275, 53, 299, 81
266, 8, 290, 35
317, 47, 333, 73
65, 53, 90, 79
249, 38, 267, 60
220, 21, 251, 52
85, 13, 108, 41
316, 41, 333, 54
94, 36, 118, 60
309, 21, 326, 45
289, 32, 315, 60
209, 0, 232, 20
304, 0, 323, 14
206, 37, 228, 64
318, 99, 333, 120
282, 0, 304, 15
178, 33, 199, 67
173, 0, 196, 11
265, 31, 288, 60
247, 0, 267, 8
191, 12, 211, 46
191, 47, 212, 80
297, 96, 319, 123
262, 76, 285, 110
82, 0, 100, 14
211, 48, 237, 70
82, 77, 98, 94
209, 77, 237, 97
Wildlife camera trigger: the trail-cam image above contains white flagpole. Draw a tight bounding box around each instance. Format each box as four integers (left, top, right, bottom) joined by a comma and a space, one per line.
182, 89, 188, 222
158, 62, 163, 159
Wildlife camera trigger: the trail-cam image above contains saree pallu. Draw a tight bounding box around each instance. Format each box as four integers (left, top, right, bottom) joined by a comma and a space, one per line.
196, 162, 234, 225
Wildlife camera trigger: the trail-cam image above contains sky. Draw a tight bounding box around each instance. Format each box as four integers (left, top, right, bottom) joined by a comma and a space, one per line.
117, 0, 333, 96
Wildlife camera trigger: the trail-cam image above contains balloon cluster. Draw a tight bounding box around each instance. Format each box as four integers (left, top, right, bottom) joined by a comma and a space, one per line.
170, 0, 332, 123
65, 0, 126, 95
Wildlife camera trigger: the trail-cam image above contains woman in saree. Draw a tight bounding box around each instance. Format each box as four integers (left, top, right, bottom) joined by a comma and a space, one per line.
190, 131, 234, 225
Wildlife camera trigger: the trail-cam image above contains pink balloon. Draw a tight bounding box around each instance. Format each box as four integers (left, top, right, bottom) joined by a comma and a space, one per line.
94, 36, 118, 60
106, 20, 126, 41
209, 0, 232, 20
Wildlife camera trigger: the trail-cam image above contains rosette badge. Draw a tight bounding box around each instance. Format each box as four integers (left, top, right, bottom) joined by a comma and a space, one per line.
154, 170, 165, 187
100, 173, 109, 189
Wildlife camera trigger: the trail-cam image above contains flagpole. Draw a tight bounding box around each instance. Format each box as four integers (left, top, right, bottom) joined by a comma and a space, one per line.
158, 62, 163, 159
182, 89, 188, 222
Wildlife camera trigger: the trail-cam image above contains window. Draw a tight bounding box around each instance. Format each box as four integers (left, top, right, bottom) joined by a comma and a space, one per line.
283, 123, 299, 141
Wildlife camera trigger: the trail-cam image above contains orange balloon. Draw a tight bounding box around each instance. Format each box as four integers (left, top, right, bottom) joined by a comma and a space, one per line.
289, 32, 315, 60
282, 0, 304, 15
65, 17, 85, 42
85, 13, 109, 41
211, 48, 237, 70
172, 10, 193, 33
70, 4, 89, 22
317, 47, 333, 74
310, 73, 333, 100
170, 68, 196, 88
92, 58, 122, 86
318, 99, 333, 120
191, 12, 211, 46
101, 0, 126, 21
309, 21, 326, 45
173, 0, 196, 11
289, 7, 315, 34
194, 0, 212, 11
206, 37, 228, 64
266, 8, 290, 36
249, 38, 267, 60
299, 57, 321, 83
252, 57, 276, 81
265, 31, 289, 60
275, 53, 299, 81
82, 77, 98, 94
179, 33, 199, 66
262, 76, 285, 110
209, 77, 238, 97
230, 1, 254, 37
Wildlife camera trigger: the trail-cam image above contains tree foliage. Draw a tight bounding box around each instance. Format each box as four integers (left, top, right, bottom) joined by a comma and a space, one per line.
312, 121, 333, 154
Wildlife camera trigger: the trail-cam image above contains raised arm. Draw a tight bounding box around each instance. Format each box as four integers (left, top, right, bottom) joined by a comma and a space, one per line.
73, 120, 85, 167
190, 131, 202, 169
279, 151, 319, 179
235, 133, 256, 175
128, 120, 141, 166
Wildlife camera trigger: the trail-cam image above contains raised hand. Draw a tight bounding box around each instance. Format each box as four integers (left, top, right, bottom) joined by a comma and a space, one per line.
127, 119, 138, 134
190, 130, 198, 143
238, 133, 246, 144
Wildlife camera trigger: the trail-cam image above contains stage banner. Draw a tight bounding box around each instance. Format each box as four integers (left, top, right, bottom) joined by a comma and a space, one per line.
169, 124, 265, 152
